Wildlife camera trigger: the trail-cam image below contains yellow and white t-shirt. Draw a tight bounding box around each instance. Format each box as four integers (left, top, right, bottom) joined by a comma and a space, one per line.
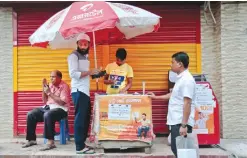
105, 62, 134, 94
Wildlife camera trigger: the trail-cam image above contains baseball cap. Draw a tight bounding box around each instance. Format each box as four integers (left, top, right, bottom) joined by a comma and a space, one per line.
76, 33, 90, 42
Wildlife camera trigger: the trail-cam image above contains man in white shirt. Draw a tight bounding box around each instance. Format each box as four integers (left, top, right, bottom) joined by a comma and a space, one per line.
67, 34, 100, 154
147, 52, 196, 157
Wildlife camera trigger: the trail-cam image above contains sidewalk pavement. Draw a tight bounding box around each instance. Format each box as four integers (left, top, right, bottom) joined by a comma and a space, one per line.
0, 137, 230, 158
219, 139, 247, 158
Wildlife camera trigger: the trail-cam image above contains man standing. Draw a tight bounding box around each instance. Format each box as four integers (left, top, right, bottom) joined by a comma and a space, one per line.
67, 34, 100, 154
22, 70, 70, 151
148, 52, 196, 157
104, 48, 134, 94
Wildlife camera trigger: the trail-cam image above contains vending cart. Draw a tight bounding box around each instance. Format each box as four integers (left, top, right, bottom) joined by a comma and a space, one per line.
88, 93, 155, 154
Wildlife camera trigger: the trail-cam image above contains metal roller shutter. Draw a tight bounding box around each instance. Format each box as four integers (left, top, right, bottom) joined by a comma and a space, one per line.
16, 7, 103, 135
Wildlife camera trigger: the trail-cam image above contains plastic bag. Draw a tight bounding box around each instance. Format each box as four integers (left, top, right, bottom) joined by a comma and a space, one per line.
176, 133, 199, 158
168, 133, 171, 146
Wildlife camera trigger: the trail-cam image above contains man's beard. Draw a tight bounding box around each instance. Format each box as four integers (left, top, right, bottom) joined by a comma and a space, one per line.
77, 47, 89, 55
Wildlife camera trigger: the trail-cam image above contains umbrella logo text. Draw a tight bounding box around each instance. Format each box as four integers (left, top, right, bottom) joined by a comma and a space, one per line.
80, 3, 94, 12
46, 10, 65, 30
72, 8, 103, 21
112, 3, 138, 14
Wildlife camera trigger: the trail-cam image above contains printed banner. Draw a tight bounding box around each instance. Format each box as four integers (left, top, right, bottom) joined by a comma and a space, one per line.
96, 95, 154, 143
194, 83, 216, 134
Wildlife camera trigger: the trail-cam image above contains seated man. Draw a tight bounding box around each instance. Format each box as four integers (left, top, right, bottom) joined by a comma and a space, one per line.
195, 112, 209, 129
135, 113, 151, 139
104, 48, 134, 94
22, 70, 70, 151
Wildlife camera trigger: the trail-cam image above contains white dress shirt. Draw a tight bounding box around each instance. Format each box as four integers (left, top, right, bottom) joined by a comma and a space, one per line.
167, 69, 196, 127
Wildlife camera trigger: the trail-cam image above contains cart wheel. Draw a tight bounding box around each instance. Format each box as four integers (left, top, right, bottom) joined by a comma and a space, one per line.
144, 147, 151, 154
95, 148, 104, 154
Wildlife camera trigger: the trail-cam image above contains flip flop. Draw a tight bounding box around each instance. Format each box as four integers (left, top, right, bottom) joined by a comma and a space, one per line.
39, 144, 56, 151
22, 141, 37, 148
76, 147, 95, 154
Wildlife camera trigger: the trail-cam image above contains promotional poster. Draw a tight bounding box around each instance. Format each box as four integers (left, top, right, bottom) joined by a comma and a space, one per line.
96, 95, 154, 143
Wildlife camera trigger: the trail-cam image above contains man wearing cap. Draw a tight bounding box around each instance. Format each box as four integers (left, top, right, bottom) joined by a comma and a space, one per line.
67, 34, 100, 154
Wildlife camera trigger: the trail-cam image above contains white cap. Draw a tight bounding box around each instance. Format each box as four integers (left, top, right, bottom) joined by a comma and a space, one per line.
76, 33, 90, 42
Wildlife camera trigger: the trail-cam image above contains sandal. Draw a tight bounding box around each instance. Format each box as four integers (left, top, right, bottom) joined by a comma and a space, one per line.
22, 141, 37, 148
76, 147, 95, 154
39, 144, 56, 151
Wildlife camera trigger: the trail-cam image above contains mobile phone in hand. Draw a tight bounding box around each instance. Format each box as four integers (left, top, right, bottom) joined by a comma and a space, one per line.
44, 83, 49, 88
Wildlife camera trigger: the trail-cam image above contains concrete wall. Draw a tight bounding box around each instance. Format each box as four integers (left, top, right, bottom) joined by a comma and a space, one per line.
220, 2, 247, 139
201, 2, 247, 138
201, 2, 223, 137
0, 7, 13, 138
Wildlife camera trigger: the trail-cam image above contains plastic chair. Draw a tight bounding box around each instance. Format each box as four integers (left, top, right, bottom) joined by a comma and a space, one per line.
44, 118, 70, 145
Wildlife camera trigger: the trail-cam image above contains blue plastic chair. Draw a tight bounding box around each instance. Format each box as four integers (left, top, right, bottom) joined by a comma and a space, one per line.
44, 118, 70, 144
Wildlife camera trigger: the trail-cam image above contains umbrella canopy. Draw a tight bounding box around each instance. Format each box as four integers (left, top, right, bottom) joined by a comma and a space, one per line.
29, 1, 161, 49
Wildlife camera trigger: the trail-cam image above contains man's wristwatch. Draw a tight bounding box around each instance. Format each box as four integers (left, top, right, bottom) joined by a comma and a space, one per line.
181, 124, 187, 128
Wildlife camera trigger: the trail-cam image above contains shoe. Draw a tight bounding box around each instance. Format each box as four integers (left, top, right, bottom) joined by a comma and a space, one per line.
76, 147, 95, 154
39, 144, 56, 151
22, 141, 37, 148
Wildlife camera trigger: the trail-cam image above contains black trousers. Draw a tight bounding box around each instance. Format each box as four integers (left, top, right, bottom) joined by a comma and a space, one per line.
170, 124, 193, 158
26, 105, 67, 141
72, 91, 91, 151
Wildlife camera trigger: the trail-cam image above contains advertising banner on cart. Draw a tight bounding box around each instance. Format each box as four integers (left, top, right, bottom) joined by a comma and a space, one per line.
96, 95, 154, 143
194, 82, 216, 134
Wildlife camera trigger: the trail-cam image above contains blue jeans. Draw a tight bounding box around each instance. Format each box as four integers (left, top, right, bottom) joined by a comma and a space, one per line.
72, 91, 91, 151
137, 126, 150, 137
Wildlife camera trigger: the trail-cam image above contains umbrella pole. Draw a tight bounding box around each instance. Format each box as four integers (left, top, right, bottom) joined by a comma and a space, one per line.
93, 31, 99, 91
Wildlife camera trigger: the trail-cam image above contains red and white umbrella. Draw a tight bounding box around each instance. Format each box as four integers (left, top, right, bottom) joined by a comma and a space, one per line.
29, 1, 161, 69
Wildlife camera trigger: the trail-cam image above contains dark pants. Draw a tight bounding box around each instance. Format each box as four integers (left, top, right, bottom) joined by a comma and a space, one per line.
72, 91, 91, 151
137, 126, 150, 137
26, 105, 67, 141
170, 124, 193, 158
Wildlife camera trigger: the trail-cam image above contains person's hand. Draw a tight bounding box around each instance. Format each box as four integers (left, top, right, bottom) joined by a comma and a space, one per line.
109, 79, 116, 85
90, 68, 100, 75
43, 85, 51, 95
119, 88, 126, 94
42, 78, 47, 87
179, 126, 188, 137
146, 92, 155, 98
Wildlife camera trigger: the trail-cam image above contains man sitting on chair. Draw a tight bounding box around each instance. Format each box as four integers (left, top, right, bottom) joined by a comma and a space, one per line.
22, 70, 70, 151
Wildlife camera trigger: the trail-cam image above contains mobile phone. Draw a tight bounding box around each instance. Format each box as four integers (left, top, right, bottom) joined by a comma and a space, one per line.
44, 83, 49, 88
